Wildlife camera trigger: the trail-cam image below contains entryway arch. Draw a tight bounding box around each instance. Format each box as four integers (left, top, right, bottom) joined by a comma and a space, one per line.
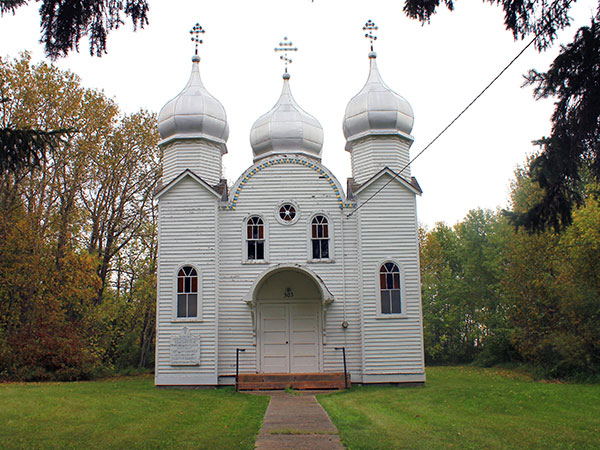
243, 264, 334, 373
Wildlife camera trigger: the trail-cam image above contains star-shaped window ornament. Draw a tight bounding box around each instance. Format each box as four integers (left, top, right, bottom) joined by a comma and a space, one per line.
279, 204, 296, 221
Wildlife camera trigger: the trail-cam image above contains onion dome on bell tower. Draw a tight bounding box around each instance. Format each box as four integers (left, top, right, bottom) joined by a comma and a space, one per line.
343, 21, 415, 184
250, 37, 324, 161
157, 23, 229, 186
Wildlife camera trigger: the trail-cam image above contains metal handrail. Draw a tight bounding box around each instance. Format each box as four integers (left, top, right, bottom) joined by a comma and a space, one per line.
235, 348, 246, 392
334, 347, 348, 389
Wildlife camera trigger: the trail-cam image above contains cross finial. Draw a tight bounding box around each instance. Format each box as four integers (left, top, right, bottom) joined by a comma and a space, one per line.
274, 37, 298, 74
363, 20, 378, 51
190, 23, 205, 56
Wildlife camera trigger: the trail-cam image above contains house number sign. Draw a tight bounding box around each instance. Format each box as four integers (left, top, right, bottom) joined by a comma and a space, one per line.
284, 287, 294, 298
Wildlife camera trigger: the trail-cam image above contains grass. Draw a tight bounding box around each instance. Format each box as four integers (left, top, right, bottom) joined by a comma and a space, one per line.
318, 366, 600, 450
2, 367, 599, 449
0, 374, 268, 449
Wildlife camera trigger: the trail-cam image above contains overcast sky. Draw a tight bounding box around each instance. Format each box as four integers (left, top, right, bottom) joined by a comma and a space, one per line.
1, 0, 596, 227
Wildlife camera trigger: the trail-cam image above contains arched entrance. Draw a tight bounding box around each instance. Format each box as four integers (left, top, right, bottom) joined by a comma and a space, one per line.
245, 265, 334, 373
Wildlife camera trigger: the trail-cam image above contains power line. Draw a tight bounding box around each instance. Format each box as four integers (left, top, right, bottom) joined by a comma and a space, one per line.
346, 1, 567, 218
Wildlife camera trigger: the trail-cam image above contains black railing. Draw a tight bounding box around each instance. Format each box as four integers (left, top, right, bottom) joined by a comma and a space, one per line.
235, 348, 246, 392
334, 347, 349, 389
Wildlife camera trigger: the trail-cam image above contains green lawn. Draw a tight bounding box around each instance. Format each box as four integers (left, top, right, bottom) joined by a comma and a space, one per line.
318, 366, 600, 449
0, 374, 268, 449
2, 368, 599, 449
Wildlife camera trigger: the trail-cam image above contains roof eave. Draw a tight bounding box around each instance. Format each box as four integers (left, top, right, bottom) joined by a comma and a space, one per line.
155, 169, 223, 199
353, 166, 422, 197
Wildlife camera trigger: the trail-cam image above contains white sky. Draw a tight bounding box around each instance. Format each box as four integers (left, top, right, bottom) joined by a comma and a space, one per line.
1, 0, 596, 228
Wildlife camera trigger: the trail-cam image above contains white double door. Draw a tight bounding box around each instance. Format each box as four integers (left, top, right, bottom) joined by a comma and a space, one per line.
259, 302, 321, 373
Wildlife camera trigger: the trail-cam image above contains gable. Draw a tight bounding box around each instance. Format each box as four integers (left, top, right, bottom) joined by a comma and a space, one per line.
221, 155, 352, 211
155, 169, 222, 200
353, 167, 422, 197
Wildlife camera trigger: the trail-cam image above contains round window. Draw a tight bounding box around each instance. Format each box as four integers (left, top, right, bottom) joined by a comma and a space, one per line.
279, 204, 296, 222
275, 201, 300, 225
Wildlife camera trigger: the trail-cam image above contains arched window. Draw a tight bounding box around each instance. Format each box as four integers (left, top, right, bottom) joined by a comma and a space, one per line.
247, 216, 265, 260
311, 215, 329, 259
177, 266, 198, 318
380, 262, 401, 314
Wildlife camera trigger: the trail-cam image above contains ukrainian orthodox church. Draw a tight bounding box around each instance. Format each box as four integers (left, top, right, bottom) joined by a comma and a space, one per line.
155, 26, 425, 387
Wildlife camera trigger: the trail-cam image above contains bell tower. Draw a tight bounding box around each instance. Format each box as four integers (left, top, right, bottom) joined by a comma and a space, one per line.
157, 23, 229, 186
342, 21, 414, 184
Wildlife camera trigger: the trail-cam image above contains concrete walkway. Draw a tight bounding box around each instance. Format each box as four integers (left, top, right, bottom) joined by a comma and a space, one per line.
254, 391, 345, 450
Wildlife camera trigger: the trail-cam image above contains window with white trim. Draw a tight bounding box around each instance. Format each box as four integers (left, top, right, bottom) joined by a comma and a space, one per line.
380, 262, 401, 314
311, 215, 329, 259
177, 266, 198, 318
247, 216, 265, 260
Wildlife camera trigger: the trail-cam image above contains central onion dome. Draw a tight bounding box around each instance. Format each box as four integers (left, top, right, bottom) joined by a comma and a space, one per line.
343, 51, 414, 149
250, 73, 324, 161
158, 55, 229, 147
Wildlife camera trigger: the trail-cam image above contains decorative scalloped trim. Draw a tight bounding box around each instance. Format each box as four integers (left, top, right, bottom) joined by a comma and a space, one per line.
219, 157, 355, 211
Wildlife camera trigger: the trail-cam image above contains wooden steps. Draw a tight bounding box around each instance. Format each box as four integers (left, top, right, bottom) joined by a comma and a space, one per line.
238, 372, 349, 390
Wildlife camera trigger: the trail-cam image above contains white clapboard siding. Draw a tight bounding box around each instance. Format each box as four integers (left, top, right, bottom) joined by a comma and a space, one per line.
351, 136, 412, 184
356, 172, 425, 378
162, 139, 223, 186
157, 147, 425, 385
217, 156, 363, 379
156, 176, 219, 384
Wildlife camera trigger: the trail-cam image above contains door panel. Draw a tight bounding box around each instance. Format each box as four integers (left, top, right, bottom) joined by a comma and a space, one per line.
260, 302, 320, 373
260, 304, 289, 373
290, 303, 319, 373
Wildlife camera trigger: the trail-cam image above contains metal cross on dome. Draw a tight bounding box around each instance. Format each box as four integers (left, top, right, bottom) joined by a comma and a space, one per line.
190, 23, 205, 55
274, 37, 298, 73
363, 19, 378, 51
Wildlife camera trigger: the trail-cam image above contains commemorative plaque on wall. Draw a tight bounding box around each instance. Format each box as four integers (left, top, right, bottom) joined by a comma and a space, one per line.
170, 327, 200, 366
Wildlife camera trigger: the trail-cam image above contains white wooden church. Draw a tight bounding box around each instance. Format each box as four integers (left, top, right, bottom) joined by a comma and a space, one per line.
155, 25, 425, 387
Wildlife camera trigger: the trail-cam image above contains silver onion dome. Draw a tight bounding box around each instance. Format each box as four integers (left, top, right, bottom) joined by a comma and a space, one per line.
343, 51, 414, 146
158, 55, 229, 146
250, 73, 323, 161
